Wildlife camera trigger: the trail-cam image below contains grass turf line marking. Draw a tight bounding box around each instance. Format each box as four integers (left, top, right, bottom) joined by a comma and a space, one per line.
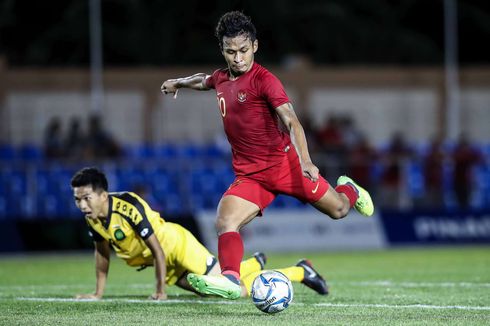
15, 297, 490, 311
17, 297, 239, 305
342, 281, 490, 288
314, 303, 490, 311
2, 281, 489, 290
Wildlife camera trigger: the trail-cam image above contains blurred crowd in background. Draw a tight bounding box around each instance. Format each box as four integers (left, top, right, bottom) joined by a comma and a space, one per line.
37, 112, 489, 212
0, 111, 485, 219
305, 114, 487, 210
44, 115, 121, 161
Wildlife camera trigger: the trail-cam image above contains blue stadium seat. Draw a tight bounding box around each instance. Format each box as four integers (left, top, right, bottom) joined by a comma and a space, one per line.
118, 166, 145, 189
406, 161, 425, 197
0, 169, 9, 196
188, 194, 206, 211
19, 144, 43, 161
2, 141, 487, 219
162, 193, 185, 215
5, 193, 22, 218
189, 167, 223, 195
177, 143, 202, 159
203, 143, 228, 159
484, 144, 490, 158
7, 170, 27, 196
36, 169, 54, 193
151, 171, 180, 197
154, 143, 178, 159
50, 168, 74, 195
123, 144, 156, 160
269, 195, 305, 209
0, 144, 16, 161
0, 197, 7, 219
472, 164, 490, 208
67, 197, 81, 217
37, 195, 60, 217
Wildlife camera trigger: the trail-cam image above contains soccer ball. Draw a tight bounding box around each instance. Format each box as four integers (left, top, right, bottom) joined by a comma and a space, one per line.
251, 270, 293, 314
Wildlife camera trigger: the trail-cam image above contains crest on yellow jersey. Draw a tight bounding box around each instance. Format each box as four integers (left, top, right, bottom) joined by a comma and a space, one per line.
114, 229, 126, 241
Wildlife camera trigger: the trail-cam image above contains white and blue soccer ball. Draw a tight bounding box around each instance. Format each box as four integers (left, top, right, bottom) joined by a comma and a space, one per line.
251, 270, 293, 314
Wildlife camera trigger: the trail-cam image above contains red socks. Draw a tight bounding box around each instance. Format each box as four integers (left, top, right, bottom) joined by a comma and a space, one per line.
335, 184, 358, 207
218, 231, 243, 281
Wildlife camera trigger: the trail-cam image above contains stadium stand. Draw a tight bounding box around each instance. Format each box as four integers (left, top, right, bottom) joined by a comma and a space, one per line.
0, 141, 489, 219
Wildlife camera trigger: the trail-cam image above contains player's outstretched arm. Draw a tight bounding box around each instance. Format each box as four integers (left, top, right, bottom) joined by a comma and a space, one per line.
145, 234, 168, 300
276, 102, 319, 182
161, 73, 211, 98
75, 240, 110, 300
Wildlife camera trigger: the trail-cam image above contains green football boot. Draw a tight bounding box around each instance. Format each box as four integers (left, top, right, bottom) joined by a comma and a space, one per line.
337, 175, 374, 217
187, 273, 241, 300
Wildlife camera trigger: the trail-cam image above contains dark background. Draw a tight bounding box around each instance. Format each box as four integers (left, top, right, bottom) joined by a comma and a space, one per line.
1, 0, 490, 67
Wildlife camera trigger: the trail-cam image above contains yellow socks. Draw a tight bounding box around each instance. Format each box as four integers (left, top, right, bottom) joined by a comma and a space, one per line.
240, 266, 304, 295
241, 270, 262, 295
275, 266, 304, 283
239, 256, 262, 278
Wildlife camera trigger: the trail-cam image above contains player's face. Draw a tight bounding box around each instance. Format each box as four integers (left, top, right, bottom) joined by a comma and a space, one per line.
73, 185, 108, 220
221, 34, 258, 77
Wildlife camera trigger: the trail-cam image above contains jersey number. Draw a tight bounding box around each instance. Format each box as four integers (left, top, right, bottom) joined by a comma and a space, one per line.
115, 201, 143, 225
218, 96, 226, 118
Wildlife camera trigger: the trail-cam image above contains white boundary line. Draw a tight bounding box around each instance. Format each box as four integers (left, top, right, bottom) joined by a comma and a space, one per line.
15, 297, 490, 311
2, 280, 489, 290
314, 302, 490, 311
339, 281, 490, 288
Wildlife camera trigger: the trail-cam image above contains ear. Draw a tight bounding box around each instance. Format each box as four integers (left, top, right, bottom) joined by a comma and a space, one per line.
253, 39, 258, 53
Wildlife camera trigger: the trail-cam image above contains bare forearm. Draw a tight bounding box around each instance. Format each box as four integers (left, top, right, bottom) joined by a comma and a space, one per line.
95, 265, 108, 297
145, 234, 167, 299
154, 253, 167, 294
175, 73, 208, 90
94, 246, 110, 297
290, 121, 312, 164
276, 102, 319, 181
276, 103, 312, 163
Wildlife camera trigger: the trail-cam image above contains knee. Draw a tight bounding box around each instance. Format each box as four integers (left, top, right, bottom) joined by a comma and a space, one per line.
215, 215, 237, 235
327, 203, 350, 220
330, 207, 349, 220
314, 201, 350, 220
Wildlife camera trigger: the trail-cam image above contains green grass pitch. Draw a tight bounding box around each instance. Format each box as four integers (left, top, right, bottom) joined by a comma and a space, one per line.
0, 247, 489, 325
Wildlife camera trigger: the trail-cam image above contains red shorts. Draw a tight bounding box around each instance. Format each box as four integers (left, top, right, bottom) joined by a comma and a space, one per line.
223, 147, 330, 214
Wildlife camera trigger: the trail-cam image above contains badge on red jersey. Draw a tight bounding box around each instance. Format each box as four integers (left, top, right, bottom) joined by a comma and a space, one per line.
237, 91, 247, 103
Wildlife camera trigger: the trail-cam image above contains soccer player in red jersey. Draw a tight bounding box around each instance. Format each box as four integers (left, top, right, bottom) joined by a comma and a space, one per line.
161, 11, 374, 299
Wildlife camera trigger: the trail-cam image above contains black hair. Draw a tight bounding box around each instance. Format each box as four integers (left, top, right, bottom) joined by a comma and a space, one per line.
215, 11, 257, 49
71, 167, 108, 192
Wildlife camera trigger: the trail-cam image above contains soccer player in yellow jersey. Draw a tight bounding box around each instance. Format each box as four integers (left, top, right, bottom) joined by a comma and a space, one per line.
71, 167, 328, 300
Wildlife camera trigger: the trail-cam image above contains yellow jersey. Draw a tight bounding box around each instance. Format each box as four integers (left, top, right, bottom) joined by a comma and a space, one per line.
85, 191, 217, 285
86, 191, 173, 267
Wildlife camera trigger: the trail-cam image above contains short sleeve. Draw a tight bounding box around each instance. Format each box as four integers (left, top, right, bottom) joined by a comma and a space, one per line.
205, 70, 220, 89
87, 224, 105, 242
115, 193, 155, 240
258, 71, 290, 109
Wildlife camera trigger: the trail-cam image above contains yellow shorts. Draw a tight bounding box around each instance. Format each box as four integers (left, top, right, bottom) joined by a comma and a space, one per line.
161, 222, 215, 286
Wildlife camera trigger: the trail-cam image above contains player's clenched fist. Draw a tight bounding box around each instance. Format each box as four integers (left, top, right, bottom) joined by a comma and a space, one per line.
161, 79, 179, 98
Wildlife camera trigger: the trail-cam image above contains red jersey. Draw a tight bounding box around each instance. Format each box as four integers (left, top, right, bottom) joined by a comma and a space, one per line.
205, 62, 291, 175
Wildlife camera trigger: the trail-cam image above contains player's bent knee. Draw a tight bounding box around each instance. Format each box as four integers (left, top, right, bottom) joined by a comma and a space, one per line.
312, 187, 352, 220
215, 215, 240, 234
330, 207, 349, 220
312, 201, 349, 220
326, 207, 347, 220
